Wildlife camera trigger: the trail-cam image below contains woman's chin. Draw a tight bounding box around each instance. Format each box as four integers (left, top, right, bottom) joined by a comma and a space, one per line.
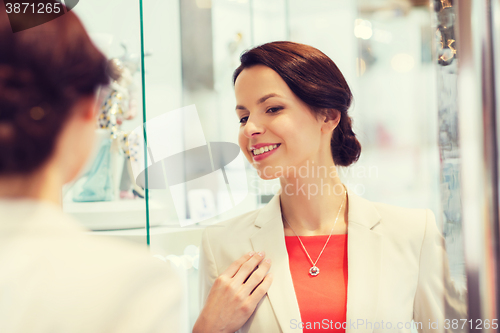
258, 173, 280, 181
253, 165, 283, 180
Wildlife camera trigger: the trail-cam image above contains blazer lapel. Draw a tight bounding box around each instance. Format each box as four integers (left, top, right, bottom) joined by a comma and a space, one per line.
345, 187, 382, 333
250, 194, 302, 333
249, 187, 383, 333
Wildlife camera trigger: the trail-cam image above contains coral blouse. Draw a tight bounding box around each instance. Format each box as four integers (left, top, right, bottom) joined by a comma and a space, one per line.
285, 235, 348, 332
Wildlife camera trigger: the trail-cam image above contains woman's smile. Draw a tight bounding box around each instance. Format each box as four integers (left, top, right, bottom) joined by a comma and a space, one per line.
250, 143, 281, 161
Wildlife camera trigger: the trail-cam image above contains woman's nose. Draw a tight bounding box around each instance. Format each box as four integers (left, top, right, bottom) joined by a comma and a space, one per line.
243, 117, 265, 138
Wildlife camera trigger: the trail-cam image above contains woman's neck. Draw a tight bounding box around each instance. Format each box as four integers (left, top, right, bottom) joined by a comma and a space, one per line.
279, 164, 348, 236
0, 163, 62, 206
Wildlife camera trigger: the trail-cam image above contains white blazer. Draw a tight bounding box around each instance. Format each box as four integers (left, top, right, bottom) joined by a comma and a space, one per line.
199, 186, 467, 333
0, 199, 182, 333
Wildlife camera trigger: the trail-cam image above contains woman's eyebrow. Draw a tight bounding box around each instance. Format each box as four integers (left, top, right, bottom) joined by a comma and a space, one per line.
257, 93, 282, 104
235, 93, 283, 110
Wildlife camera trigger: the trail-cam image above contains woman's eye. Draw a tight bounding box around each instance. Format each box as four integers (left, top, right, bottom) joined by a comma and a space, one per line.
239, 116, 248, 124
267, 107, 282, 113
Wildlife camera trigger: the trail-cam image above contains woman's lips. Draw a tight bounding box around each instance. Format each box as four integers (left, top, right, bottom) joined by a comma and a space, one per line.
252, 144, 280, 161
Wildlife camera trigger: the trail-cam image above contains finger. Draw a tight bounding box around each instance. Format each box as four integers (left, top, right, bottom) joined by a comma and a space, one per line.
243, 265, 259, 284
247, 273, 273, 306
222, 251, 256, 278
232, 251, 266, 285
241, 258, 271, 295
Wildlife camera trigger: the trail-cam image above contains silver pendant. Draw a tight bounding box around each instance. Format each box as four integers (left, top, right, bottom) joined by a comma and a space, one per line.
309, 266, 320, 276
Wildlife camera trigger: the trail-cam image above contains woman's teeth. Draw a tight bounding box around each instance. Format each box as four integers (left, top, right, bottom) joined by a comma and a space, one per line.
252, 144, 279, 156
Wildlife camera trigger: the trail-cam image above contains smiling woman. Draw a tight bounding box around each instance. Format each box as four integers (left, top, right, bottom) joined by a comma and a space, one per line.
194, 41, 466, 333
234, 42, 361, 170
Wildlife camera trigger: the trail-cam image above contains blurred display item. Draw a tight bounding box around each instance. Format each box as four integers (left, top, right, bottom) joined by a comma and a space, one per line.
431, 0, 466, 290
73, 57, 143, 202
358, 0, 413, 16
434, 0, 456, 66
72, 134, 115, 202
98, 58, 138, 138
188, 189, 217, 222
119, 131, 144, 199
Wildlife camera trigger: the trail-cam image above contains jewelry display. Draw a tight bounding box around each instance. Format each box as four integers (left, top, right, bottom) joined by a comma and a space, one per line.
72, 54, 143, 202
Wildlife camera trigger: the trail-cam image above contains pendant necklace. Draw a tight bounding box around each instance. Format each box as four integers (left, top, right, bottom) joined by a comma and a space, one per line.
282, 187, 346, 277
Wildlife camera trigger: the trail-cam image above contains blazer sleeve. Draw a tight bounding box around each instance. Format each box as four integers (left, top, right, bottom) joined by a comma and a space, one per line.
413, 209, 467, 333
199, 227, 220, 307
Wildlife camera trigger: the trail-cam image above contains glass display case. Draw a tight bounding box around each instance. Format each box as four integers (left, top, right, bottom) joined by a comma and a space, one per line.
63, 0, 476, 331
62, 0, 147, 234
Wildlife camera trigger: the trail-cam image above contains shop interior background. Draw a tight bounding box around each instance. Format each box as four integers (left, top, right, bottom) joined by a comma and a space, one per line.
64, 0, 467, 331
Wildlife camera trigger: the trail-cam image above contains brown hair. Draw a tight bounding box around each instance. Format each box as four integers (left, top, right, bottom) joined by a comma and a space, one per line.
0, 7, 109, 174
233, 41, 361, 167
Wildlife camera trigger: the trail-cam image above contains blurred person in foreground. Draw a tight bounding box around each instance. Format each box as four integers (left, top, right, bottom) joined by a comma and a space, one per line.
0, 6, 181, 333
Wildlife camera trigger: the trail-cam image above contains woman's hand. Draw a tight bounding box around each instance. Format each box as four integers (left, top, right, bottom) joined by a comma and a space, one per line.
193, 251, 273, 333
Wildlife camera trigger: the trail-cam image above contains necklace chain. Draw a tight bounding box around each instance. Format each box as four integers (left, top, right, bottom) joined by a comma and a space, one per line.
282, 186, 347, 275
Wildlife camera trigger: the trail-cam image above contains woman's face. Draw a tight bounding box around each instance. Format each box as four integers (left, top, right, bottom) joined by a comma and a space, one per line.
235, 65, 334, 180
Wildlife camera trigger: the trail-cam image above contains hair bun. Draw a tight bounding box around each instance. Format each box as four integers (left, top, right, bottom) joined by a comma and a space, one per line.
331, 115, 361, 167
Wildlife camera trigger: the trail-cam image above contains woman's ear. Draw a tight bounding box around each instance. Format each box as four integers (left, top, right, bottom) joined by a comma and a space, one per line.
321, 109, 340, 133
76, 95, 98, 122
